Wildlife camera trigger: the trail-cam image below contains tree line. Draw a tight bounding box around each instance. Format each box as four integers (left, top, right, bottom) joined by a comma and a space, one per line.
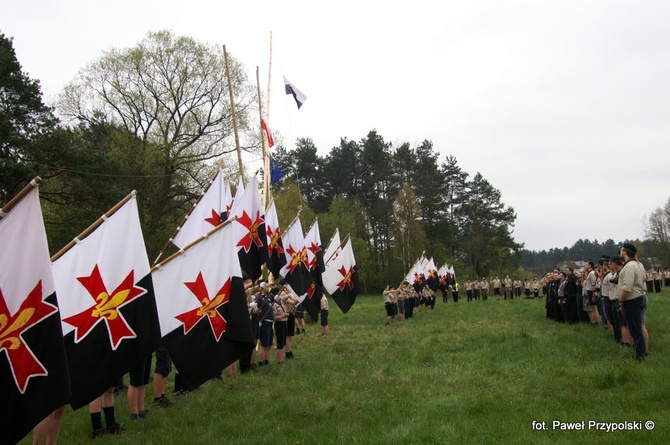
272, 135, 522, 289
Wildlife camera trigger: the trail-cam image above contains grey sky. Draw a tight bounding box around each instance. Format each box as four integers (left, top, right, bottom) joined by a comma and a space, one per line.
3, 0, 670, 251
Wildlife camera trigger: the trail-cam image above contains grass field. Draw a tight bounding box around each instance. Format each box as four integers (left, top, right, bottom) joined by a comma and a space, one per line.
22, 291, 670, 444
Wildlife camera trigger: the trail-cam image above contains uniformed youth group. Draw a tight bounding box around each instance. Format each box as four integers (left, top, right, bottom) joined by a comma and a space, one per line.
542, 242, 654, 362
383, 242, 656, 363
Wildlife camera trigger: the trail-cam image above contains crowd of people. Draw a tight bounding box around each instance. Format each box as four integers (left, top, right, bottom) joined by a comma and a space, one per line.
542, 242, 654, 362
382, 273, 546, 324
383, 243, 658, 364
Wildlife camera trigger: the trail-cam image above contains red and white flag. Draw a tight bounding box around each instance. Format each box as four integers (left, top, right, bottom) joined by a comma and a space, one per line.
264, 200, 286, 279
229, 179, 268, 282
172, 169, 227, 249
261, 113, 274, 148
52, 193, 160, 409
152, 221, 254, 388
323, 238, 360, 314
279, 217, 316, 319
0, 183, 70, 445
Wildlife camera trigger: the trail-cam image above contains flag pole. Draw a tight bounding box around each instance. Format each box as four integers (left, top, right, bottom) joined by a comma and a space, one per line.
50, 191, 137, 262
257, 67, 271, 209
266, 31, 273, 125
223, 45, 245, 185
152, 167, 223, 266
151, 216, 237, 272
0, 176, 41, 219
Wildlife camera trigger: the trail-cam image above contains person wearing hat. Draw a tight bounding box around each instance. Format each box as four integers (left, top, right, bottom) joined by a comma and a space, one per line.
272, 286, 289, 364
564, 267, 579, 323
617, 243, 648, 360
281, 286, 300, 360
583, 261, 599, 325
256, 282, 274, 366
608, 255, 633, 346
602, 256, 621, 344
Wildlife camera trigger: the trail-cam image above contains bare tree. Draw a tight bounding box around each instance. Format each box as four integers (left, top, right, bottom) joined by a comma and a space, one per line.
58, 30, 256, 179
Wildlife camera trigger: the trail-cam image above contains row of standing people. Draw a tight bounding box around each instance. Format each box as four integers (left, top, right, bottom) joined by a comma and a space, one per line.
463, 276, 543, 301
383, 283, 438, 324
543, 242, 649, 361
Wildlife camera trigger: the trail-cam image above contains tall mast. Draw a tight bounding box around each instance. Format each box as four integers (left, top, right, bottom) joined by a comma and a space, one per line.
223, 45, 245, 184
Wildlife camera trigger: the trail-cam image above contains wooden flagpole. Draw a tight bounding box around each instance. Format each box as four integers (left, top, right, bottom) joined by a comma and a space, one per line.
152, 167, 223, 265
151, 216, 237, 272
0, 177, 41, 219
256, 67, 271, 209
223, 45, 245, 185
262, 32, 274, 209
50, 191, 137, 262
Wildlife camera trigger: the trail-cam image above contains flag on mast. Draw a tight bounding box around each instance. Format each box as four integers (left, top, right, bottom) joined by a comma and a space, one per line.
264, 200, 286, 279
229, 179, 268, 282
279, 216, 314, 319
53, 193, 160, 409
283, 76, 307, 109
269, 156, 284, 185
261, 112, 274, 148
323, 238, 359, 314
152, 221, 254, 388
0, 183, 71, 445
425, 257, 438, 292
303, 219, 325, 319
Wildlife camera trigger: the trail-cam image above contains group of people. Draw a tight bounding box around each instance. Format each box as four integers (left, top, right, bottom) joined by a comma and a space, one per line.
381, 273, 547, 324
463, 276, 543, 301
542, 242, 650, 361
383, 283, 439, 324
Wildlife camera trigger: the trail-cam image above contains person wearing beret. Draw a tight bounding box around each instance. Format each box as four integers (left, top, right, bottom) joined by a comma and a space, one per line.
618, 243, 649, 361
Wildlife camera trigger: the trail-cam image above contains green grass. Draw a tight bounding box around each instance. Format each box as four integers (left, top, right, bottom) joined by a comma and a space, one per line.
21, 292, 670, 444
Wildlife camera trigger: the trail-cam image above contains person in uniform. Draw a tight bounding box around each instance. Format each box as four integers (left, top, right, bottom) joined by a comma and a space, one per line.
282, 286, 300, 360
513, 276, 522, 299
481, 277, 489, 300
504, 275, 513, 300
384, 285, 396, 324
523, 278, 532, 298
609, 255, 633, 346
601, 257, 620, 343
583, 261, 599, 325
492, 276, 502, 301
618, 243, 648, 360
652, 268, 661, 293
257, 282, 274, 366
396, 283, 406, 321
564, 268, 579, 323
320, 293, 329, 335
272, 286, 290, 364
532, 276, 540, 299
473, 279, 481, 301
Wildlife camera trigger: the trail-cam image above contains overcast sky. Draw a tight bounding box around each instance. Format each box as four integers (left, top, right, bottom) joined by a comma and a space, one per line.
4, 0, 670, 251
